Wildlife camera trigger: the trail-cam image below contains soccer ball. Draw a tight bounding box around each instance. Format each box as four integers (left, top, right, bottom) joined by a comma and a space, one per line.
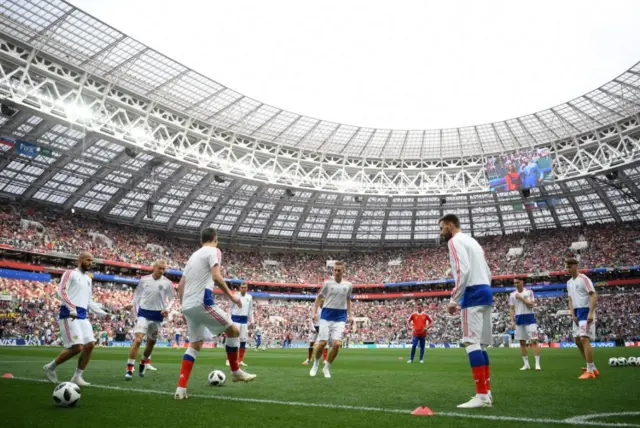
628, 357, 637, 366
616, 357, 628, 366
208, 370, 226, 387
52, 382, 81, 407
609, 357, 618, 367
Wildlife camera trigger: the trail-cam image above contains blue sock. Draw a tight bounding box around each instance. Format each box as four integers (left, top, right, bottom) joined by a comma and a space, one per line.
467, 347, 486, 368
410, 345, 417, 360
419, 340, 426, 360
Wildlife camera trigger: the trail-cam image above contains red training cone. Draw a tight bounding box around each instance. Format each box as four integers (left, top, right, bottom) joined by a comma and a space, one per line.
2, 373, 14, 379
412, 406, 434, 416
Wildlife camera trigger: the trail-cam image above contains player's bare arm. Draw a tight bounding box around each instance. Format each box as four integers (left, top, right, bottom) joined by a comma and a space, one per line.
447, 302, 458, 315
587, 291, 597, 326
509, 305, 516, 329
177, 277, 185, 305
520, 295, 534, 308
212, 265, 241, 307
161, 285, 175, 317
312, 294, 322, 324
568, 295, 577, 323
346, 296, 352, 323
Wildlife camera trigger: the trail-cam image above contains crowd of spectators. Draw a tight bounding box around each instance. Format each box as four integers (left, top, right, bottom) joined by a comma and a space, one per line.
1, 202, 639, 346
2, 277, 639, 345
1, 204, 639, 285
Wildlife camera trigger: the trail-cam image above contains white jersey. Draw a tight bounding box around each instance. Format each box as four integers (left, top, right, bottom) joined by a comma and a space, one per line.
319, 278, 352, 322
58, 268, 106, 320
230, 292, 253, 324
132, 274, 175, 322
509, 289, 536, 325
567, 274, 596, 321
182, 246, 222, 310
447, 232, 493, 309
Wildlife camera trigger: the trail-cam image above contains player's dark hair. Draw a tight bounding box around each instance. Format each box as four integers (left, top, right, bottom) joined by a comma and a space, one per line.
334, 260, 345, 267
565, 258, 579, 266
201, 227, 217, 244
439, 214, 460, 228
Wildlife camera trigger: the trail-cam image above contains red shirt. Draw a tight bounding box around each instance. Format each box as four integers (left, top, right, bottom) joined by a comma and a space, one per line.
505, 172, 521, 191
408, 312, 432, 337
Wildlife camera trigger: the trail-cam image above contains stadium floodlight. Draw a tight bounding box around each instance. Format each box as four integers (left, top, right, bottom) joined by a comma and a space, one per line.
64, 103, 92, 122
337, 179, 359, 193
130, 126, 152, 141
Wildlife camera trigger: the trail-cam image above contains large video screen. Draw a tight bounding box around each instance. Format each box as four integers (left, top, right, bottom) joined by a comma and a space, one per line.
486, 148, 553, 192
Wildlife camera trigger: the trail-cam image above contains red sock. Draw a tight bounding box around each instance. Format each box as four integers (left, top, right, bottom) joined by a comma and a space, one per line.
485, 365, 491, 391
308, 347, 313, 360
226, 349, 240, 371
239, 347, 246, 363
323, 348, 328, 361
178, 359, 194, 388
471, 366, 488, 394
126, 364, 134, 371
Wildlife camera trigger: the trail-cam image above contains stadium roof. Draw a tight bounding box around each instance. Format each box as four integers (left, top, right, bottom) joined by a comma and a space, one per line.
0, 0, 639, 249
1, 0, 640, 159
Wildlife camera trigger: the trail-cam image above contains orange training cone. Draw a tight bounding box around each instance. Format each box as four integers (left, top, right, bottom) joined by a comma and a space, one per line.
412, 406, 434, 416
2, 373, 14, 379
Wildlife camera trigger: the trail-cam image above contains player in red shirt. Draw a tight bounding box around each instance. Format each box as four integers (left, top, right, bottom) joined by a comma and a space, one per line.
407, 303, 433, 363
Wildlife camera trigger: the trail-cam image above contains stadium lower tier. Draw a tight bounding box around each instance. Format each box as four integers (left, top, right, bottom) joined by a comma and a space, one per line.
1, 278, 639, 346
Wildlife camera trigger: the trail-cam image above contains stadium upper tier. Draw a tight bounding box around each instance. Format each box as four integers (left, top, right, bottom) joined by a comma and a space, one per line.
1, 204, 639, 280
0, 0, 639, 160
0, 0, 640, 246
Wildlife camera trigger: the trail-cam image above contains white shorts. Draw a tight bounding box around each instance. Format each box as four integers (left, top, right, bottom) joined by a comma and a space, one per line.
233, 323, 248, 342
515, 324, 539, 342
58, 318, 95, 349
573, 320, 596, 341
183, 305, 232, 343
318, 319, 345, 342
134, 317, 162, 341
461, 306, 492, 345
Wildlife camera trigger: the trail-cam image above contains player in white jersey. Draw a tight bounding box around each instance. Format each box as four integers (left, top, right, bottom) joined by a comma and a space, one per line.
174, 228, 256, 400
440, 214, 493, 409
566, 258, 599, 379
310, 261, 352, 378
509, 278, 541, 371
124, 260, 175, 380
43, 252, 108, 386
303, 296, 328, 365
225, 283, 253, 367
174, 327, 183, 345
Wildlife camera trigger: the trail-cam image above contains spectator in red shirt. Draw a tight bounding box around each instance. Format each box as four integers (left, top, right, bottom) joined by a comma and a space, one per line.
407, 303, 433, 363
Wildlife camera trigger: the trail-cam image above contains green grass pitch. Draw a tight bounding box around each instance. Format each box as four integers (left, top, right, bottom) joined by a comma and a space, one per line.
1, 346, 639, 427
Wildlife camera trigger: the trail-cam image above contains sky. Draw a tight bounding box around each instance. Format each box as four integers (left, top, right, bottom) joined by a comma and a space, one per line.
69, 0, 640, 130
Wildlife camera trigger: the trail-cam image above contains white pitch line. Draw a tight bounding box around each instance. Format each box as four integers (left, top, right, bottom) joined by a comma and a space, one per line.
565, 413, 640, 423
5, 377, 640, 428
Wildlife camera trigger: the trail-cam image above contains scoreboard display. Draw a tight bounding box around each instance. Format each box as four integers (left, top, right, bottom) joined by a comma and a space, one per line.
486, 148, 554, 192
